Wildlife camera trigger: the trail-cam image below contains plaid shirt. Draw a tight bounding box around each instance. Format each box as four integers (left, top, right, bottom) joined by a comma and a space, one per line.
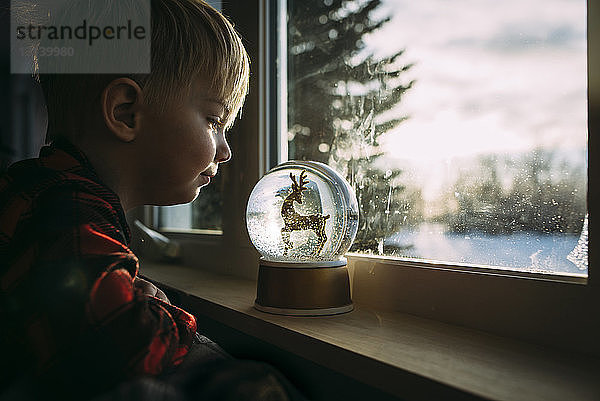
0, 139, 196, 397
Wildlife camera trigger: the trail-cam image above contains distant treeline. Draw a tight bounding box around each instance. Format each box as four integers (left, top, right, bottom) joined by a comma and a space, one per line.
437, 149, 586, 234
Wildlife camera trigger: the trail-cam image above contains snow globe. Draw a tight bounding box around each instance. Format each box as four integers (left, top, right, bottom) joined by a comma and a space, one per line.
246, 161, 359, 315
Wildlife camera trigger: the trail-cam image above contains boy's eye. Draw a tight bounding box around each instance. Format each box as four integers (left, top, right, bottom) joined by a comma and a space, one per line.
207, 117, 225, 132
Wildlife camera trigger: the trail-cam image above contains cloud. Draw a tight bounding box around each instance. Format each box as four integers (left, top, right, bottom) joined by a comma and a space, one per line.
357, 0, 587, 203
447, 23, 585, 52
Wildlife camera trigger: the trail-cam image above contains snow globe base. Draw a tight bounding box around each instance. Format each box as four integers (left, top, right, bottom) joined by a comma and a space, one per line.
254, 258, 353, 316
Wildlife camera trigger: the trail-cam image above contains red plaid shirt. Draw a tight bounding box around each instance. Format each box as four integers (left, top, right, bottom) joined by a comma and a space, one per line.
0, 139, 196, 396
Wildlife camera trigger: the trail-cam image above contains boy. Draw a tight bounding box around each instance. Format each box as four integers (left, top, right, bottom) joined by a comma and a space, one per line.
1, 1, 299, 400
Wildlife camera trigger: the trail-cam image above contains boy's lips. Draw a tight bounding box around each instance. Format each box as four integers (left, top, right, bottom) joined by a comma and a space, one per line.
199, 174, 212, 185
201, 167, 217, 177
199, 170, 217, 185
199, 166, 217, 186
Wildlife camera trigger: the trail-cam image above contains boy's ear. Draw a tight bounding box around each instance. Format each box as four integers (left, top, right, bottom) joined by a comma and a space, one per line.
101, 78, 144, 142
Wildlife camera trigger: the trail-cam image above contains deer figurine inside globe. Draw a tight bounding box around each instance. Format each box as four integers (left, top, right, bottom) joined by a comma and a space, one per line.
246, 161, 359, 316
281, 171, 330, 256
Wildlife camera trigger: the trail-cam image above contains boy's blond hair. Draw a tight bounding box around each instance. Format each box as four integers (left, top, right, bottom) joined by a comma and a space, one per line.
40, 0, 250, 140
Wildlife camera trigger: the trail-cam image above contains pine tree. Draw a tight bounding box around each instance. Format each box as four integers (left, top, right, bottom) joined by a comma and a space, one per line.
287, 0, 418, 252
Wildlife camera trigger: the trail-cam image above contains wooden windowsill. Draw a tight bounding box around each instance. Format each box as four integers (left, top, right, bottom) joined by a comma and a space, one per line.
141, 262, 600, 401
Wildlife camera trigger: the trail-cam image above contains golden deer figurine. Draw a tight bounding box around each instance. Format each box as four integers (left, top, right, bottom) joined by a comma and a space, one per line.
281, 170, 330, 256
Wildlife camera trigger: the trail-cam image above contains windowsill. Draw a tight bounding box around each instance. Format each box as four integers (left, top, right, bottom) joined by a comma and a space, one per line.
141, 262, 600, 401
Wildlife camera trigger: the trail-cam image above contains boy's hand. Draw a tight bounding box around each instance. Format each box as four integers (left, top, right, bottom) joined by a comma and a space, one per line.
134, 277, 170, 304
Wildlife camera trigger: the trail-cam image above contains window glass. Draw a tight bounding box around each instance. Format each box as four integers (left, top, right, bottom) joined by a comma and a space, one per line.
287, 0, 587, 275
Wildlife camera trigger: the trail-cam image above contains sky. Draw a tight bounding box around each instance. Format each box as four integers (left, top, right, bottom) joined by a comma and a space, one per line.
360, 0, 587, 197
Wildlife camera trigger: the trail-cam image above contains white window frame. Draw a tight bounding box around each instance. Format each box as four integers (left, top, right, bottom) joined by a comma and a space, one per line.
142, 0, 599, 357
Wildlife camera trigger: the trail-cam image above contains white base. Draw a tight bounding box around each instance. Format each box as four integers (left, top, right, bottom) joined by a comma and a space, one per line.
254, 302, 354, 316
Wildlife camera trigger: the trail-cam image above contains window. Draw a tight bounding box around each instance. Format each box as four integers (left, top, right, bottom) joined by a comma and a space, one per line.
148, 0, 597, 354
286, 0, 588, 277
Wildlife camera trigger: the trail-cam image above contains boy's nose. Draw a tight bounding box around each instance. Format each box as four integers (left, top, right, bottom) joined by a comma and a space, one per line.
215, 134, 231, 163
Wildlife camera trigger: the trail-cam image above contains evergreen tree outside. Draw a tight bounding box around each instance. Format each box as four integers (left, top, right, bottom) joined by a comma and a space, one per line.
287, 0, 421, 253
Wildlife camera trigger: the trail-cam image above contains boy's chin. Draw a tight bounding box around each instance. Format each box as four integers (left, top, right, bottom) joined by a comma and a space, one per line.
151, 186, 202, 206
179, 187, 202, 204
184, 183, 209, 204
190, 187, 202, 202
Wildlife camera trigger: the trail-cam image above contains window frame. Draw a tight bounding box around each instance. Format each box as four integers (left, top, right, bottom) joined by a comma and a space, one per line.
143, 0, 599, 357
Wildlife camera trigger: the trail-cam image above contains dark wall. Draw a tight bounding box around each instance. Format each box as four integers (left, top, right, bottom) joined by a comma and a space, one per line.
1, 1, 47, 173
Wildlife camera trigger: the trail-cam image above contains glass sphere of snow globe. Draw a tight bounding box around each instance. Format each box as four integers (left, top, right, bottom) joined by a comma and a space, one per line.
246, 161, 359, 264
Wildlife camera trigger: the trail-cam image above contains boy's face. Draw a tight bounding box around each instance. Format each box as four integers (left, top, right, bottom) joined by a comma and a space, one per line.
136, 77, 231, 206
